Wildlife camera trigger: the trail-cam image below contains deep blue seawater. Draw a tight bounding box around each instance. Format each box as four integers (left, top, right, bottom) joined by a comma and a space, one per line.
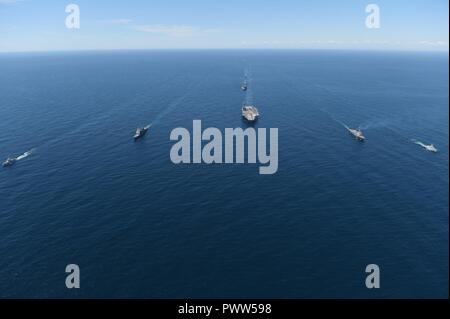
0, 50, 448, 298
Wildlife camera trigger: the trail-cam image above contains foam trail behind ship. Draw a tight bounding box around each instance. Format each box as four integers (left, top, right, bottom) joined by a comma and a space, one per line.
150, 82, 200, 127
413, 140, 425, 147
15, 149, 34, 161
319, 108, 349, 130
412, 139, 433, 149
244, 67, 254, 105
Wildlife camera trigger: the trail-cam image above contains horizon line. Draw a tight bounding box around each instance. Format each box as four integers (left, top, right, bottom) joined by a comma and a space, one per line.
0, 47, 449, 54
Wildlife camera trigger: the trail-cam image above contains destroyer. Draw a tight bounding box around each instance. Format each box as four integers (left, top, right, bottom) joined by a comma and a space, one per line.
242, 104, 259, 122
134, 125, 151, 141
2, 157, 16, 167
413, 140, 438, 153
347, 127, 365, 141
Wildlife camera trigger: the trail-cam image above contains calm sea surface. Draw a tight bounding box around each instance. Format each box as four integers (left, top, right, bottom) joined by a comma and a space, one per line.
0, 50, 448, 298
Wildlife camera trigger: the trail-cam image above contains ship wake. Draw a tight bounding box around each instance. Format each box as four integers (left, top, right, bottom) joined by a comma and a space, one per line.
16, 149, 34, 161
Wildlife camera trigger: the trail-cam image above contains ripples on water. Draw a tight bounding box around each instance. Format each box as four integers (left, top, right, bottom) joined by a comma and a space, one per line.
0, 50, 448, 298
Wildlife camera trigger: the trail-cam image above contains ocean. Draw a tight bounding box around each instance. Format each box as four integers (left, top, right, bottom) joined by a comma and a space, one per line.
0, 50, 448, 298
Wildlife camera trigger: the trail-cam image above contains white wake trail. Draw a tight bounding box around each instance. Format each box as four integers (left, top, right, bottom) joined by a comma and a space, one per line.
243, 67, 254, 105
150, 81, 201, 127
412, 139, 426, 148
318, 108, 349, 130
15, 149, 34, 161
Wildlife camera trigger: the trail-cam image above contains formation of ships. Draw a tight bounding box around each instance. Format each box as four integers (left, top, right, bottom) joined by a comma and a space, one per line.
242, 77, 437, 154
2, 73, 439, 168
344, 127, 436, 152
236, 72, 437, 154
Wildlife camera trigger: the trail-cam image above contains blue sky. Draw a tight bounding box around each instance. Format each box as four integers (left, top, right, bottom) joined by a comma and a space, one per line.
0, 0, 448, 52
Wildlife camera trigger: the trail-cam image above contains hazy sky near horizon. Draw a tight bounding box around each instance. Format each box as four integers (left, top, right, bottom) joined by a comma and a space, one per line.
0, 0, 448, 52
